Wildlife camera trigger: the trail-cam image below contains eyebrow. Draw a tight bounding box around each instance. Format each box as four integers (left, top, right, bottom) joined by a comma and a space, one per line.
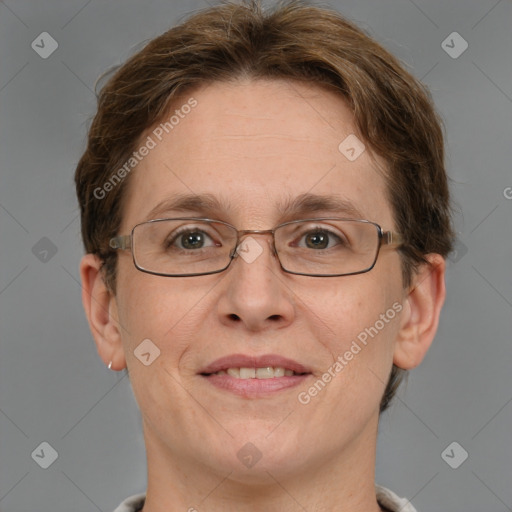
144, 193, 230, 221
277, 193, 366, 220
144, 192, 367, 222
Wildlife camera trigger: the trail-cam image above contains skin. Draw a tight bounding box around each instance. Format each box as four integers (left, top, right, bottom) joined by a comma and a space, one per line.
80, 79, 446, 512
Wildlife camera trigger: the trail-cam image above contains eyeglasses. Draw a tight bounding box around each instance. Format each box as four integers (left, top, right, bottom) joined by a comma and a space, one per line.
109, 217, 403, 277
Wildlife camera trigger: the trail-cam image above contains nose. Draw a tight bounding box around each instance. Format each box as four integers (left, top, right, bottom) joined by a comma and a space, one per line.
215, 233, 296, 332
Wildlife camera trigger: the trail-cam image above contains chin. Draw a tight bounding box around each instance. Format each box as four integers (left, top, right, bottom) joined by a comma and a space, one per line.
201, 427, 311, 482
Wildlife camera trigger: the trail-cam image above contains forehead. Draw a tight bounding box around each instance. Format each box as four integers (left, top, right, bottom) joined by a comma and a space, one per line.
120, 79, 394, 230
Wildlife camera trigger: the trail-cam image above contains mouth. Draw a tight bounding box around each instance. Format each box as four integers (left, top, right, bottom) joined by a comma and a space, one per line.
199, 354, 312, 397
208, 366, 301, 378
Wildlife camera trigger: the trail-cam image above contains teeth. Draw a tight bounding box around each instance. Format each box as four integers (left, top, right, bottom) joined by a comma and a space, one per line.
274, 367, 285, 377
213, 366, 296, 378
240, 367, 256, 379
256, 367, 273, 379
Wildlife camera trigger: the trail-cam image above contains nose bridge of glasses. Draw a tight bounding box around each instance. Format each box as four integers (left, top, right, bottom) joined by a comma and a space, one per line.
233, 228, 277, 256
236, 228, 274, 237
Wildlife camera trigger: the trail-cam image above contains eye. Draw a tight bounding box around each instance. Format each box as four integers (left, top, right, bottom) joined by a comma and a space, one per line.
295, 227, 347, 250
166, 227, 219, 250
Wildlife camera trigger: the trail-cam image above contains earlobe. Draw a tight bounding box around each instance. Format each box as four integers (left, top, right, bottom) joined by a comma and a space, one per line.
79, 254, 126, 371
393, 254, 446, 370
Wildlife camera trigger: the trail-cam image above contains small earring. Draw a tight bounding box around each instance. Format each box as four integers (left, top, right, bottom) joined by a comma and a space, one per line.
107, 361, 113, 370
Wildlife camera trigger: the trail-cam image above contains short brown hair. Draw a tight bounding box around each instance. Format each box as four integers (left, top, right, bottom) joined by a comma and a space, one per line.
75, 0, 454, 411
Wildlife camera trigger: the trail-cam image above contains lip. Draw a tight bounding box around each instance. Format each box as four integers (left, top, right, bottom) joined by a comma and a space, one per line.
199, 353, 312, 398
199, 353, 311, 375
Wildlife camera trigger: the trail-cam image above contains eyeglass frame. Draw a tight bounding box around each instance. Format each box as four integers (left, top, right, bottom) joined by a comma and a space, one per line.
109, 217, 404, 278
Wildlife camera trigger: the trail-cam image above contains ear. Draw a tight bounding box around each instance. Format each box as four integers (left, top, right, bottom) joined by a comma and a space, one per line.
393, 254, 446, 370
80, 254, 126, 371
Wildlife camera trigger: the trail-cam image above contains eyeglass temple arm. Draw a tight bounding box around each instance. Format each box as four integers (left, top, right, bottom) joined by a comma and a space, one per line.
382, 231, 403, 246
109, 235, 132, 250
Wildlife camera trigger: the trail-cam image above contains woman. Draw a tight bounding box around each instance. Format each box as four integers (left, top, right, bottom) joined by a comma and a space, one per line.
75, 1, 453, 510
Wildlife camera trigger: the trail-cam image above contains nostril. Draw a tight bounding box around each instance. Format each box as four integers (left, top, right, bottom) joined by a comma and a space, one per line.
228, 313, 241, 321
268, 314, 281, 321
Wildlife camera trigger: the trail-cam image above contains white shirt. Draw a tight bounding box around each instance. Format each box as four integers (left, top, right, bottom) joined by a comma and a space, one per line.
113, 485, 418, 512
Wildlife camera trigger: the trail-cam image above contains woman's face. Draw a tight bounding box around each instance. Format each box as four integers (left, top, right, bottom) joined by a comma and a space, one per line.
112, 79, 407, 481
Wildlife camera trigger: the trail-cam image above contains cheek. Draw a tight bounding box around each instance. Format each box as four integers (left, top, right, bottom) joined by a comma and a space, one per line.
298, 273, 398, 342
115, 265, 228, 386
115, 263, 199, 361
115, 271, 213, 423
294, 274, 401, 398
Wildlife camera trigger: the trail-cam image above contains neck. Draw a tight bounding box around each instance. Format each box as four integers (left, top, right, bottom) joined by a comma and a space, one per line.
140, 416, 383, 512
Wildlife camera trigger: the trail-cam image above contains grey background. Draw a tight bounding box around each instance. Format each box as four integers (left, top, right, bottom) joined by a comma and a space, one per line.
1, 0, 511, 511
